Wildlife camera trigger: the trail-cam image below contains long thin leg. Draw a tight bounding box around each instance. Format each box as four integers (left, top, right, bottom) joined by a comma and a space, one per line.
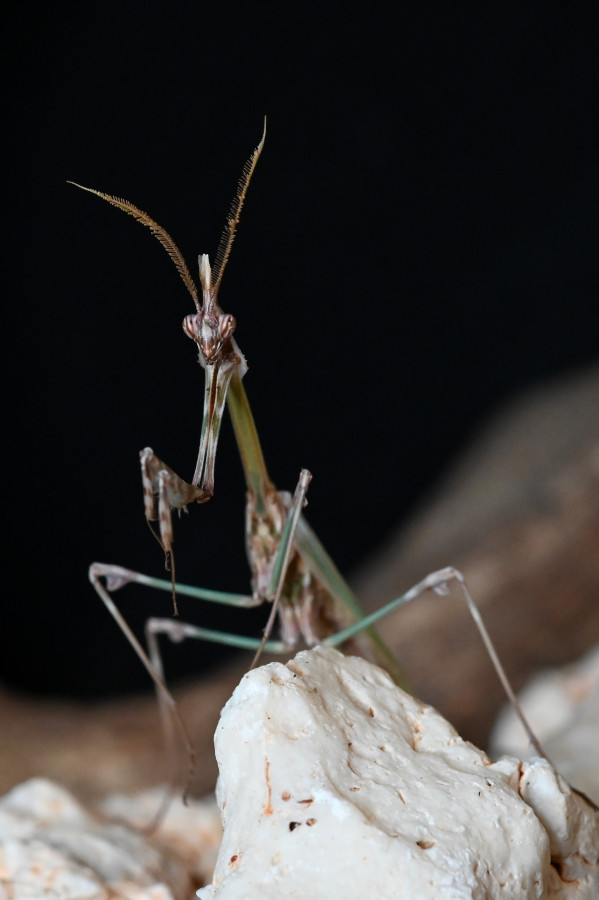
144, 618, 289, 655
89, 561, 285, 712
90, 562, 291, 814
89, 565, 198, 809
323, 566, 549, 760
90, 562, 261, 608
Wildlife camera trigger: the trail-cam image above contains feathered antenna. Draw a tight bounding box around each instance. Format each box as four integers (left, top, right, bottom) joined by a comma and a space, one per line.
210, 117, 267, 296
67, 183, 200, 307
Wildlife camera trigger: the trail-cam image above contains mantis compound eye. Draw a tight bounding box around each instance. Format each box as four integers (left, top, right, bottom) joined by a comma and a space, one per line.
219, 314, 236, 339
183, 313, 201, 340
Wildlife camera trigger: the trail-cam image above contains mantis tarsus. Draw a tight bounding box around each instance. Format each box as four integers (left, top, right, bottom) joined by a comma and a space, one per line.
70, 122, 546, 793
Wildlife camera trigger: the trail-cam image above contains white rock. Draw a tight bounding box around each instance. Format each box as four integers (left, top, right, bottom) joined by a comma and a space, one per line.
199, 646, 599, 899
4, 654, 597, 899
0, 778, 187, 899
491, 645, 599, 803
518, 759, 599, 898
100, 786, 222, 887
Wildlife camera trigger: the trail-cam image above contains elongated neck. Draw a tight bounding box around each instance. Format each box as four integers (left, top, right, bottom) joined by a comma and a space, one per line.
226, 372, 274, 513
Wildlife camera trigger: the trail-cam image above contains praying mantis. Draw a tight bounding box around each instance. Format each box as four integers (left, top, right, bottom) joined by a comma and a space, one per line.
69, 121, 545, 789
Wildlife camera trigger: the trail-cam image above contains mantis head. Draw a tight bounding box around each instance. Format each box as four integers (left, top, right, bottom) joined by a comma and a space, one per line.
182, 254, 237, 367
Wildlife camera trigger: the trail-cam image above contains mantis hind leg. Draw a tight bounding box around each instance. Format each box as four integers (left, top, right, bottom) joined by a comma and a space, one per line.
323, 566, 548, 760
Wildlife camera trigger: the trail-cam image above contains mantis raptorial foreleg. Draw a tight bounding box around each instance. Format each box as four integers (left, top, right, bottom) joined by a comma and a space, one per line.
140, 447, 211, 612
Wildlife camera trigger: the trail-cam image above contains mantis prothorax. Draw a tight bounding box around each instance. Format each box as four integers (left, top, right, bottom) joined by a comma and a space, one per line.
70, 123, 546, 797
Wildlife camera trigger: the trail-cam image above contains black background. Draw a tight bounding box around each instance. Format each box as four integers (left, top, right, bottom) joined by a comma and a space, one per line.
4, 4, 598, 700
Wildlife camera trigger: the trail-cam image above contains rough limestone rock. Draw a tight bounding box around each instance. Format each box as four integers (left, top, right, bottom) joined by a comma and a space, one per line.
518, 760, 599, 895
100, 786, 222, 888
491, 644, 599, 803
199, 646, 599, 899
0, 778, 220, 899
